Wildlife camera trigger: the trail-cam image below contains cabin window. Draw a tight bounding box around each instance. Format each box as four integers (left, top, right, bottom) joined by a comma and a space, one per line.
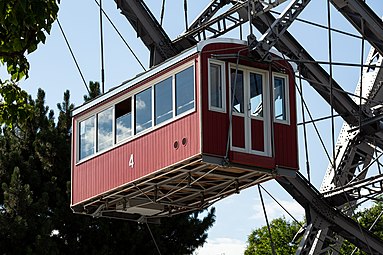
273, 75, 288, 123
97, 107, 113, 152
76, 64, 196, 162
250, 72, 263, 118
115, 98, 132, 143
135, 87, 152, 134
231, 69, 244, 114
155, 77, 173, 125
176, 66, 194, 115
209, 60, 225, 112
79, 116, 95, 160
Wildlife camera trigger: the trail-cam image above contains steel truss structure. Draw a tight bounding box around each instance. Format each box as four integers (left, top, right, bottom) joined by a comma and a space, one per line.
113, 0, 383, 253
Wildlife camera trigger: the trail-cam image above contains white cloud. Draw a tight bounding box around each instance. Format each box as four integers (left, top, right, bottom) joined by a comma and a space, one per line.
136, 98, 146, 110
250, 198, 305, 222
194, 238, 246, 255
116, 121, 132, 142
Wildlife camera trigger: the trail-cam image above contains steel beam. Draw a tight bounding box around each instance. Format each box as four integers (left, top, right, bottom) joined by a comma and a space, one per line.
115, 0, 178, 66
250, 0, 311, 60
330, 0, 383, 56
298, 45, 383, 254
251, 11, 370, 126
277, 173, 383, 255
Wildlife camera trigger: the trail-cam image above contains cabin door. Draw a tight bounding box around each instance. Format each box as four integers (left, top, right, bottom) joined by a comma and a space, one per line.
230, 67, 271, 156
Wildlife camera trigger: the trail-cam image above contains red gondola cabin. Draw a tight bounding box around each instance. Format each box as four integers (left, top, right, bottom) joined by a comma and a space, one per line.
71, 39, 298, 220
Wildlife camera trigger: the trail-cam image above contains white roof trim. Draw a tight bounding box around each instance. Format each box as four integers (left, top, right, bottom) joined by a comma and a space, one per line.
73, 38, 247, 116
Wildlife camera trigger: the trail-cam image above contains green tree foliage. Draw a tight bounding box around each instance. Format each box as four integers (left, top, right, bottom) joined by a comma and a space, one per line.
83, 81, 101, 102
0, 88, 215, 254
0, 0, 60, 125
0, 0, 59, 80
244, 217, 302, 255
245, 201, 383, 255
340, 201, 383, 255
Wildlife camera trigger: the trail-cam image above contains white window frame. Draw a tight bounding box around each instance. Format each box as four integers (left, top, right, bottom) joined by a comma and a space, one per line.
115, 97, 133, 145
208, 59, 226, 113
77, 115, 96, 162
96, 106, 115, 153
272, 73, 290, 125
228, 63, 271, 157
75, 61, 196, 164
174, 65, 196, 117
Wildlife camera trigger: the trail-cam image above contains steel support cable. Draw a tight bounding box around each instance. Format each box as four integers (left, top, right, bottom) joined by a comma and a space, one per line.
286, 58, 383, 68
184, 0, 188, 31
353, 149, 383, 181
298, 114, 341, 126
298, 66, 311, 182
294, 73, 383, 108
327, 0, 336, 175
99, 0, 105, 94
94, 0, 146, 71
326, 5, 374, 252
146, 222, 162, 255
336, 179, 375, 255
225, 49, 246, 160
376, 149, 382, 175
354, 193, 381, 209
259, 184, 303, 226
332, 155, 375, 255
359, 18, 365, 132
160, 0, 166, 26
351, 209, 383, 255
269, 10, 363, 40
258, 185, 277, 255
56, 19, 90, 94
295, 80, 333, 164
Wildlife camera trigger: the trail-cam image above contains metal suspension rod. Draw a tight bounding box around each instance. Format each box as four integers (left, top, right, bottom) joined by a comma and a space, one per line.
146, 222, 162, 255
259, 185, 303, 226
327, 0, 336, 175
258, 185, 277, 255
294, 81, 333, 164
57, 19, 90, 94
160, 0, 166, 26
184, 0, 188, 31
298, 66, 311, 182
99, 0, 105, 94
94, 0, 146, 71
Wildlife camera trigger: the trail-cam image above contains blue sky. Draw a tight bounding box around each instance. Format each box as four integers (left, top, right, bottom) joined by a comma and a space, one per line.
2, 1, 383, 254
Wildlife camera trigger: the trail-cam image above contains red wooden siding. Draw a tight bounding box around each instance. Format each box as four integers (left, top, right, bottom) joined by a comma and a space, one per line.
72, 112, 200, 205
232, 116, 245, 148
274, 72, 298, 169
200, 42, 298, 170
201, 43, 247, 157
71, 57, 201, 206
251, 119, 264, 151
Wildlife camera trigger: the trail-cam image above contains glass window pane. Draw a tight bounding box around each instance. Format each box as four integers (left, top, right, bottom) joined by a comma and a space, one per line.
274, 77, 287, 120
230, 69, 244, 114
116, 98, 132, 143
155, 77, 173, 125
79, 116, 95, 160
176, 66, 194, 115
97, 108, 113, 152
250, 72, 263, 118
210, 63, 222, 109
135, 88, 152, 134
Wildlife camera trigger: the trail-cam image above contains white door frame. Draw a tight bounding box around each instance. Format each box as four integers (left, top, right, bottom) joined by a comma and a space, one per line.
229, 64, 272, 157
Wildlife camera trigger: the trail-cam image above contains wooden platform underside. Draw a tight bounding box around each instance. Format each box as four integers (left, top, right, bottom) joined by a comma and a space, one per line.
71, 156, 277, 221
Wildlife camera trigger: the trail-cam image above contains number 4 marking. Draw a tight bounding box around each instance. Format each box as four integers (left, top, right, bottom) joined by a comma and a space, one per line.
129, 154, 134, 168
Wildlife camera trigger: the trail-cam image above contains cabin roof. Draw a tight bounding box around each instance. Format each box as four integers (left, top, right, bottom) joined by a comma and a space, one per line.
72, 38, 246, 116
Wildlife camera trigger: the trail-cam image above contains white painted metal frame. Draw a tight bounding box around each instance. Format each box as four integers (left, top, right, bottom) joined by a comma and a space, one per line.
208, 58, 227, 113
229, 63, 271, 157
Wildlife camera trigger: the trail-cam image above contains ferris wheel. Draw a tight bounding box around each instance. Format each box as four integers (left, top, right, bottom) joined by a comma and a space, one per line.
70, 0, 383, 254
